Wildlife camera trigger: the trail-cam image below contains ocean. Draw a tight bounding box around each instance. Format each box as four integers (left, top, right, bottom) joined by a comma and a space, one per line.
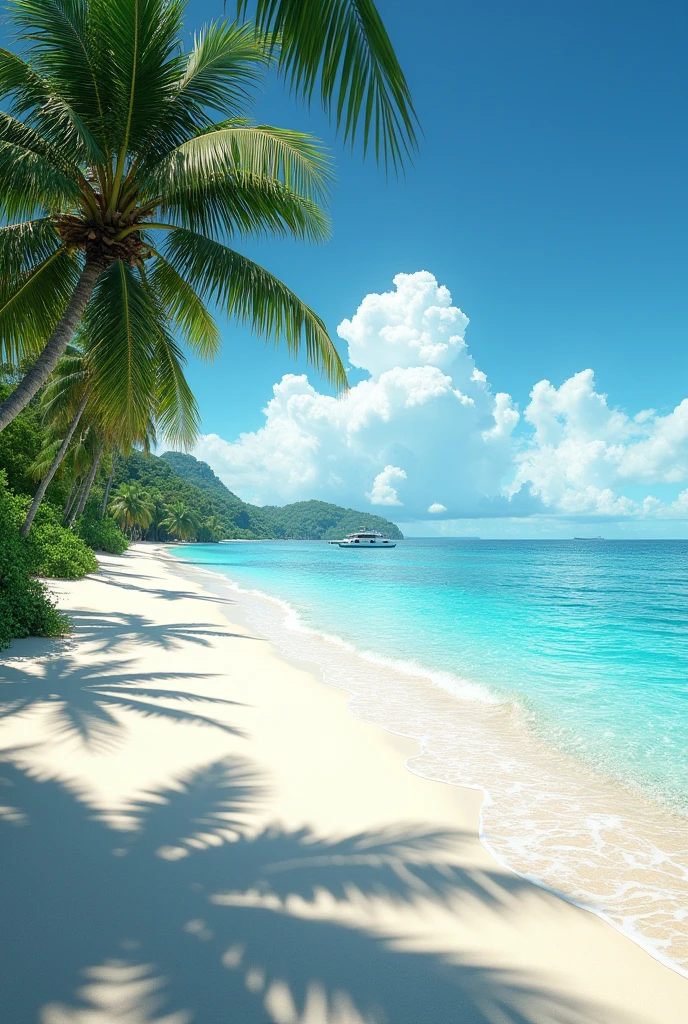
172, 538, 688, 974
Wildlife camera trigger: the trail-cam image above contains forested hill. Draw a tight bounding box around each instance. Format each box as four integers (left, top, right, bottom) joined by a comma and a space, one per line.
260, 500, 404, 540
159, 452, 404, 540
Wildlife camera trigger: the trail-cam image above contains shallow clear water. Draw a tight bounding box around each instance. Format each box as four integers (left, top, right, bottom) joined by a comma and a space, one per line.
173, 538, 688, 971
176, 539, 688, 812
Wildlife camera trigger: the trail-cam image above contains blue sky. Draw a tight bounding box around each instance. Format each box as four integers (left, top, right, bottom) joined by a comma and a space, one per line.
185, 0, 688, 437
6, 0, 688, 535
185, 1, 688, 536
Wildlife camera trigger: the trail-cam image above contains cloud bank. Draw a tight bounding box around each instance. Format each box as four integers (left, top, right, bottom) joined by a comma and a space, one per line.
194, 271, 688, 526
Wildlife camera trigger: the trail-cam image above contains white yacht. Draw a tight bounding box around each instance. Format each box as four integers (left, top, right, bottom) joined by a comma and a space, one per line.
330, 530, 397, 549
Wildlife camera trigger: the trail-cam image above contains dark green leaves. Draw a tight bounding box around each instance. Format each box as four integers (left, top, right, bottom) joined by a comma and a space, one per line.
239, 0, 419, 172
175, 21, 268, 120
0, 140, 81, 219
82, 260, 199, 449
148, 122, 333, 241
148, 254, 221, 360
163, 228, 347, 391
0, 0, 372, 437
0, 238, 81, 363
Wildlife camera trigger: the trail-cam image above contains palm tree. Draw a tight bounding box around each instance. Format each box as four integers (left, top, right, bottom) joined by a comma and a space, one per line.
109, 483, 154, 539
20, 235, 202, 536
66, 430, 106, 527
0, 1, 347, 433
238, 0, 418, 173
159, 501, 200, 542
146, 494, 172, 542
198, 514, 224, 542
99, 449, 118, 519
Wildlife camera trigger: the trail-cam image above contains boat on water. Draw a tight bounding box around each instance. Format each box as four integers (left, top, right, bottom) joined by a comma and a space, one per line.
329, 530, 397, 549
573, 536, 604, 541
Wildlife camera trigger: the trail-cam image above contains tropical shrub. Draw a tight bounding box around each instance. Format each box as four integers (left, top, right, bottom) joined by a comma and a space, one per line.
0, 472, 69, 649
26, 504, 98, 580
0, 376, 46, 496
76, 504, 129, 555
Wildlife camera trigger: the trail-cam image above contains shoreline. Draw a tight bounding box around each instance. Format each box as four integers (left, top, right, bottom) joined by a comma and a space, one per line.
2, 544, 688, 1022
167, 543, 688, 979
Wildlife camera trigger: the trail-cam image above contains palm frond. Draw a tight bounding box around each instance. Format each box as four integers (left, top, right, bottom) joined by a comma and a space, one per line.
0, 246, 81, 363
0, 111, 81, 179
95, 0, 187, 158
82, 260, 199, 448
39, 344, 90, 426
0, 46, 104, 164
145, 124, 333, 242
4, 0, 108, 148
0, 217, 61, 276
80, 261, 159, 443
162, 228, 347, 390
148, 253, 221, 360
151, 121, 334, 205
173, 20, 268, 122
153, 327, 201, 450
0, 140, 81, 218
155, 176, 331, 243
28, 436, 64, 481
238, 0, 419, 172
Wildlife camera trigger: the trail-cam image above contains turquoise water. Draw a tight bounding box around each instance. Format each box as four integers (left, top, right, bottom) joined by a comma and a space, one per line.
176, 539, 688, 814
173, 538, 688, 970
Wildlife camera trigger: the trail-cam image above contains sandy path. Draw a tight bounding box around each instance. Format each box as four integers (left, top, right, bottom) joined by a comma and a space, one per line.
1, 545, 686, 1024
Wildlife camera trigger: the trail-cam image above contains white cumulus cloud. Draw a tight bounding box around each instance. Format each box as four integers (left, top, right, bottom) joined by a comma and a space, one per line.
195, 272, 521, 519
337, 270, 470, 376
193, 272, 688, 525
511, 370, 688, 516
366, 465, 407, 505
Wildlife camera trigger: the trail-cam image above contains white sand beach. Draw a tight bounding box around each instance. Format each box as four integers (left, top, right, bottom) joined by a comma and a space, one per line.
1, 544, 687, 1024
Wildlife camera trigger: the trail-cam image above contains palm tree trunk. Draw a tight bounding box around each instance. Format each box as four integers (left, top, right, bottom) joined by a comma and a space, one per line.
63, 477, 81, 523
20, 390, 90, 537
0, 261, 104, 432
68, 439, 104, 527
100, 449, 118, 518
67, 479, 88, 527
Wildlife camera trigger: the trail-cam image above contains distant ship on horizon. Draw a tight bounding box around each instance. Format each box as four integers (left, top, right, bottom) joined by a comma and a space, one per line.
573, 536, 604, 541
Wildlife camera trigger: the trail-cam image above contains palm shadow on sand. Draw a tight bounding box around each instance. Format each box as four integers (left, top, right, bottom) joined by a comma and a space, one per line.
0, 752, 639, 1024
0, 654, 244, 752
68, 610, 261, 653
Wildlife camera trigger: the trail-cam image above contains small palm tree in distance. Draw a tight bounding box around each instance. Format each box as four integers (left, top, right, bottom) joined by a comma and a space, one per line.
160, 501, 200, 542
199, 514, 224, 542
109, 483, 155, 540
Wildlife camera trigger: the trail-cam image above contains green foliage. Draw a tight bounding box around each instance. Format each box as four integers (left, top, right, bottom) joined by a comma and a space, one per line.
0, 0, 348, 442
121, 450, 269, 539
239, 0, 418, 172
159, 501, 200, 541
108, 482, 154, 535
26, 503, 98, 579
76, 502, 129, 554
261, 500, 404, 540
158, 451, 404, 540
0, 472, 69, 649
0, 375, 45, 494
198, 515, 223, 542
